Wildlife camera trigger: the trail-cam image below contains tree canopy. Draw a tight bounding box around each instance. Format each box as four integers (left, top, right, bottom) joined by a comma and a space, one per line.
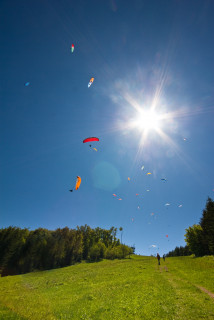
184, 197, 214, 257
0, 225, 133, 277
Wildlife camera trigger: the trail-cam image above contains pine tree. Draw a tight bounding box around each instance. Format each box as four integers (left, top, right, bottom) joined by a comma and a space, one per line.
200, 197, 214, 255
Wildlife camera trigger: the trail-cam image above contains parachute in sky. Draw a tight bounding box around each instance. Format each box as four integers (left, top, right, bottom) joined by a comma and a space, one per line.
166, 235, 168, 238
178, 204, 183, 208
69, 176, 81, 192
25, 82, 30, 86
83, 137, 99, 144
147, 172, 152, 175
128, 177, 130, 181
161, 178, 167, 181
141, 166, 144, 170
75, 176, 81, 190
88, 77, 94, 88
113, 194, 122, 200
165, 203, 170, 206
71, 44, 74, 53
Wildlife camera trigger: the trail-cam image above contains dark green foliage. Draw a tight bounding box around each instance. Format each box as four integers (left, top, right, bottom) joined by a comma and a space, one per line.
131, 245, 135, 254
0, 227, 30, 275
184, 197, 214, 256
0, 225, 131, 276
166, 245, 191, 257
200, 197, 214, 255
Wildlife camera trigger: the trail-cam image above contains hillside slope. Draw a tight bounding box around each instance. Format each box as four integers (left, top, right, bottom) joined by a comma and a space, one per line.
0, 255, 213, 320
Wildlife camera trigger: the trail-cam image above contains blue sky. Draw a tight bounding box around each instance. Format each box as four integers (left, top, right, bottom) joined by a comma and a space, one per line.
1, 0, 214, 256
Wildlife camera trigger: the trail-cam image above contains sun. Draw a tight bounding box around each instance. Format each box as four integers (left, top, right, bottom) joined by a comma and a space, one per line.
133, 109, 162, 132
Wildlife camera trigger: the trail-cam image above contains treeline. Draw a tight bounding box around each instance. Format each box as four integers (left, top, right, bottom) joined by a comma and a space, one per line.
166, 245, 191, 257
0, 225, 133, 277
185, 197, 214, 257
166, 197, 214, 257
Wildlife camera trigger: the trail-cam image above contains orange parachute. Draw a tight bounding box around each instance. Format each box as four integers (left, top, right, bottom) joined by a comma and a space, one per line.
88, 77, 94, 88
69, 176, 81, 192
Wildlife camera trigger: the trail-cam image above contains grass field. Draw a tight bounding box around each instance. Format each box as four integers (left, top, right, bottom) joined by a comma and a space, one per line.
0, 255, 213, 320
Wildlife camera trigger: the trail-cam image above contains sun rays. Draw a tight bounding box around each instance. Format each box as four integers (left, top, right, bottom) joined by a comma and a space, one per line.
107, 70, 184, 165
106, 62, 214, 171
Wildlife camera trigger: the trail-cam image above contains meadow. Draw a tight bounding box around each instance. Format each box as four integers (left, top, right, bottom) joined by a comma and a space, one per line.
0, 255, 213, 320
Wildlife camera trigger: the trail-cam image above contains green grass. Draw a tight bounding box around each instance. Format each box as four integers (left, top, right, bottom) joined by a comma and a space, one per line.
0, 255, 213, 319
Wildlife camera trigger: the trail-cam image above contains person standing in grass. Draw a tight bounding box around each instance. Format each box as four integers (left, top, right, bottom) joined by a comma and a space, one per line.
157, 253, 160, 265
163, 254, 165, 262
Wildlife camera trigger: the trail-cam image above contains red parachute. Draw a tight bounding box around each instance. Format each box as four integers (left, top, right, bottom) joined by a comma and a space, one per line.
83, 137, 99, 144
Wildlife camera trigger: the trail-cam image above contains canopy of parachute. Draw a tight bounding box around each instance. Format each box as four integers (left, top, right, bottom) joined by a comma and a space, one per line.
88, 77, 94, 88
69, 176, 81, 192
83, 137, 99, 143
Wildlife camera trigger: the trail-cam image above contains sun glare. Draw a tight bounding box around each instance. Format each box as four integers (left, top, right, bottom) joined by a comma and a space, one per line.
133, 110, 162, 132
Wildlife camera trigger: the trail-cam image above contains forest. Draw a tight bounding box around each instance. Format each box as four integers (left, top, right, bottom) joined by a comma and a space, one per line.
0, 225, 132, 277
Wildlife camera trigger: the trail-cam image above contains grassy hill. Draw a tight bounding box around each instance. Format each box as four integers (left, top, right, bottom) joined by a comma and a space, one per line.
0, 255, 214, 320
